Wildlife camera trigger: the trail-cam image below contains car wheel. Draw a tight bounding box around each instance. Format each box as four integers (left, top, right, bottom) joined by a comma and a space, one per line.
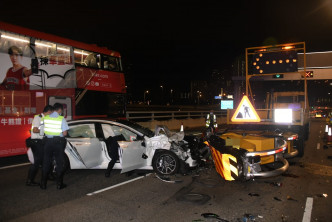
152, 150, 180, 175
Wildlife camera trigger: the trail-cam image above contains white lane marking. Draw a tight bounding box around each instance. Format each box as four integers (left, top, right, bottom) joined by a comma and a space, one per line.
87, 173, 152, 196
317, 143, 320, 149
302, 197, 313, 222
0, 162, 30, 170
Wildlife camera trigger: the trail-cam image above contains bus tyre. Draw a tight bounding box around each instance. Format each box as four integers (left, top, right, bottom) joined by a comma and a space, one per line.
152, 150, 180, 176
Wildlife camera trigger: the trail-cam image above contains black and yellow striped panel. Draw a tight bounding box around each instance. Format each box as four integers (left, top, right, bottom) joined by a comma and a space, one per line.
210, 146, 239, 181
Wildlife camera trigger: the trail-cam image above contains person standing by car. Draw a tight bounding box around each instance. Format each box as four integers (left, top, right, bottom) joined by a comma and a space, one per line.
205, 110, 218, 131
104, 136, 120, 178
40, 103, 69, 190
26, 105, 54, 186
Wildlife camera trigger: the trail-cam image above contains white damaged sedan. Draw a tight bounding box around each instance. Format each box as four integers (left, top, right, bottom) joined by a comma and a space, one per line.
28, 119, 201, 175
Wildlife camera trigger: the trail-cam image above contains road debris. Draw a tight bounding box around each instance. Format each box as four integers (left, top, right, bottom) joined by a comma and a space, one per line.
286, 195, 298, 201
265, 181, 282, 187
201, 213, 229, 222
177, 193, 211, 205
315, 193, 328, 198
274, 197, 282, 201
282, 173, 299, 178
248, 193, 260, 197
281, 214, 288, 222
155, 174, 183, 183
241, 214, 256, 222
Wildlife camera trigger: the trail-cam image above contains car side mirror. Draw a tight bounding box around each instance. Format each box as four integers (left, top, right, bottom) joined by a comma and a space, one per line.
141, 141, 146, 147
133, 135, 144, 141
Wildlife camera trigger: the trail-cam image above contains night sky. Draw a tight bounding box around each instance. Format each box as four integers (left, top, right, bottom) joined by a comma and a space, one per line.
1, 0, 332, 100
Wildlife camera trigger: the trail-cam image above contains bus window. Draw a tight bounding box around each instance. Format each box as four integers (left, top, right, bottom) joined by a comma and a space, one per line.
102, 55, 120, 71
57, 44, 71, 65
0, 31, 31, 57
35, 40, 57, 58
74, 49, 100, 68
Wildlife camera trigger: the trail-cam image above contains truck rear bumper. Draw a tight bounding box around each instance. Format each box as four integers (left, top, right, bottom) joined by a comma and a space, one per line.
246, 155, 289, 178
284, 149, 298, 158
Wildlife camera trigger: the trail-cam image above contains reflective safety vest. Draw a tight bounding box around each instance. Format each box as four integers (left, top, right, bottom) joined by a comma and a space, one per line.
44, 115, 64, 136
206, 114, 218, 128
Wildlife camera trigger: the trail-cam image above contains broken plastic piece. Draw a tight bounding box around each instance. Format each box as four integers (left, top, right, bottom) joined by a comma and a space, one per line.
286, 195, 298, 201
242, 214, 256, 222
266, 181, 282, 187
201, 213, 220, 219
316, 193, 328, 198
155, 174, 182, 183
282, 173, 299, 178
248, 193, 260, 197
201, 213, 229, 222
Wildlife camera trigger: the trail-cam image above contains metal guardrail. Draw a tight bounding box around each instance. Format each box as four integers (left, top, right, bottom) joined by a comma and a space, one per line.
126, 110, 227, 121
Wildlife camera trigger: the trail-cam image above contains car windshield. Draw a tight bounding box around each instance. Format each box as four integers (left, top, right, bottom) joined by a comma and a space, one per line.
116, 120, 154, 137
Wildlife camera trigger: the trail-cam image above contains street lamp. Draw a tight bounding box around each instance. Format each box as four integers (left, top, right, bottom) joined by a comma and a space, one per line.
170, 89, 173, 104
197, 91, 201, 105
144, 90, 149, 103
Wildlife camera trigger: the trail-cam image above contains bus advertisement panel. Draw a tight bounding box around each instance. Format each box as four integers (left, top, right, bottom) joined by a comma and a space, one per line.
0, 32, 76, 91
0, 22, 126, 157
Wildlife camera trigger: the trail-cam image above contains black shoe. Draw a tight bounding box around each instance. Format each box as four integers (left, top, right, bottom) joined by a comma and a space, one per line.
26, 179, 40, 186
105, 172, 110, 178
56, 183, 67, 190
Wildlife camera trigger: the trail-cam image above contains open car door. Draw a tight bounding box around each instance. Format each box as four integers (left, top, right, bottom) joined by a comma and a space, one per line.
120, 140, 147, 173
67, 123, 103, 168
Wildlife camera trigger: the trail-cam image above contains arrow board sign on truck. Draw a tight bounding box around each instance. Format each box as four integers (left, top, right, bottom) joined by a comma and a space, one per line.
231, 96, 261, 122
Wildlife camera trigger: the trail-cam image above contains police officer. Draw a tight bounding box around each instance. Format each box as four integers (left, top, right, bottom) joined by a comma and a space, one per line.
40, 103, 69, 190
26, 105, 54, 186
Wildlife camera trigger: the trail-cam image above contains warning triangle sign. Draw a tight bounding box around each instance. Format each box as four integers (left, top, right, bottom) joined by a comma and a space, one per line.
231, 96, 261, 122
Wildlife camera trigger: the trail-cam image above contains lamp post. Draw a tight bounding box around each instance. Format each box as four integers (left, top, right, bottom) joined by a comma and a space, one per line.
197, 91, 201, 105
170, 89, 173, 104
144, 90, 149, 103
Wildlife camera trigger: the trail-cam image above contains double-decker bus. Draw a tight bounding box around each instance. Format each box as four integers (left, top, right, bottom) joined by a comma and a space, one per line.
0, 22, 126, 157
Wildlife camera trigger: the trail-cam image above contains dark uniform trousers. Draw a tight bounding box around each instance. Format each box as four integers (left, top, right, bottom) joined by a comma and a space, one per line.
105, 136, 120, 175
42, 137, 66, 185
28, 139, 43, 181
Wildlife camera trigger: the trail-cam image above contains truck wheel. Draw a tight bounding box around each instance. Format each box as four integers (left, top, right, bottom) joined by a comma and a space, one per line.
152, 150, 180, 176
